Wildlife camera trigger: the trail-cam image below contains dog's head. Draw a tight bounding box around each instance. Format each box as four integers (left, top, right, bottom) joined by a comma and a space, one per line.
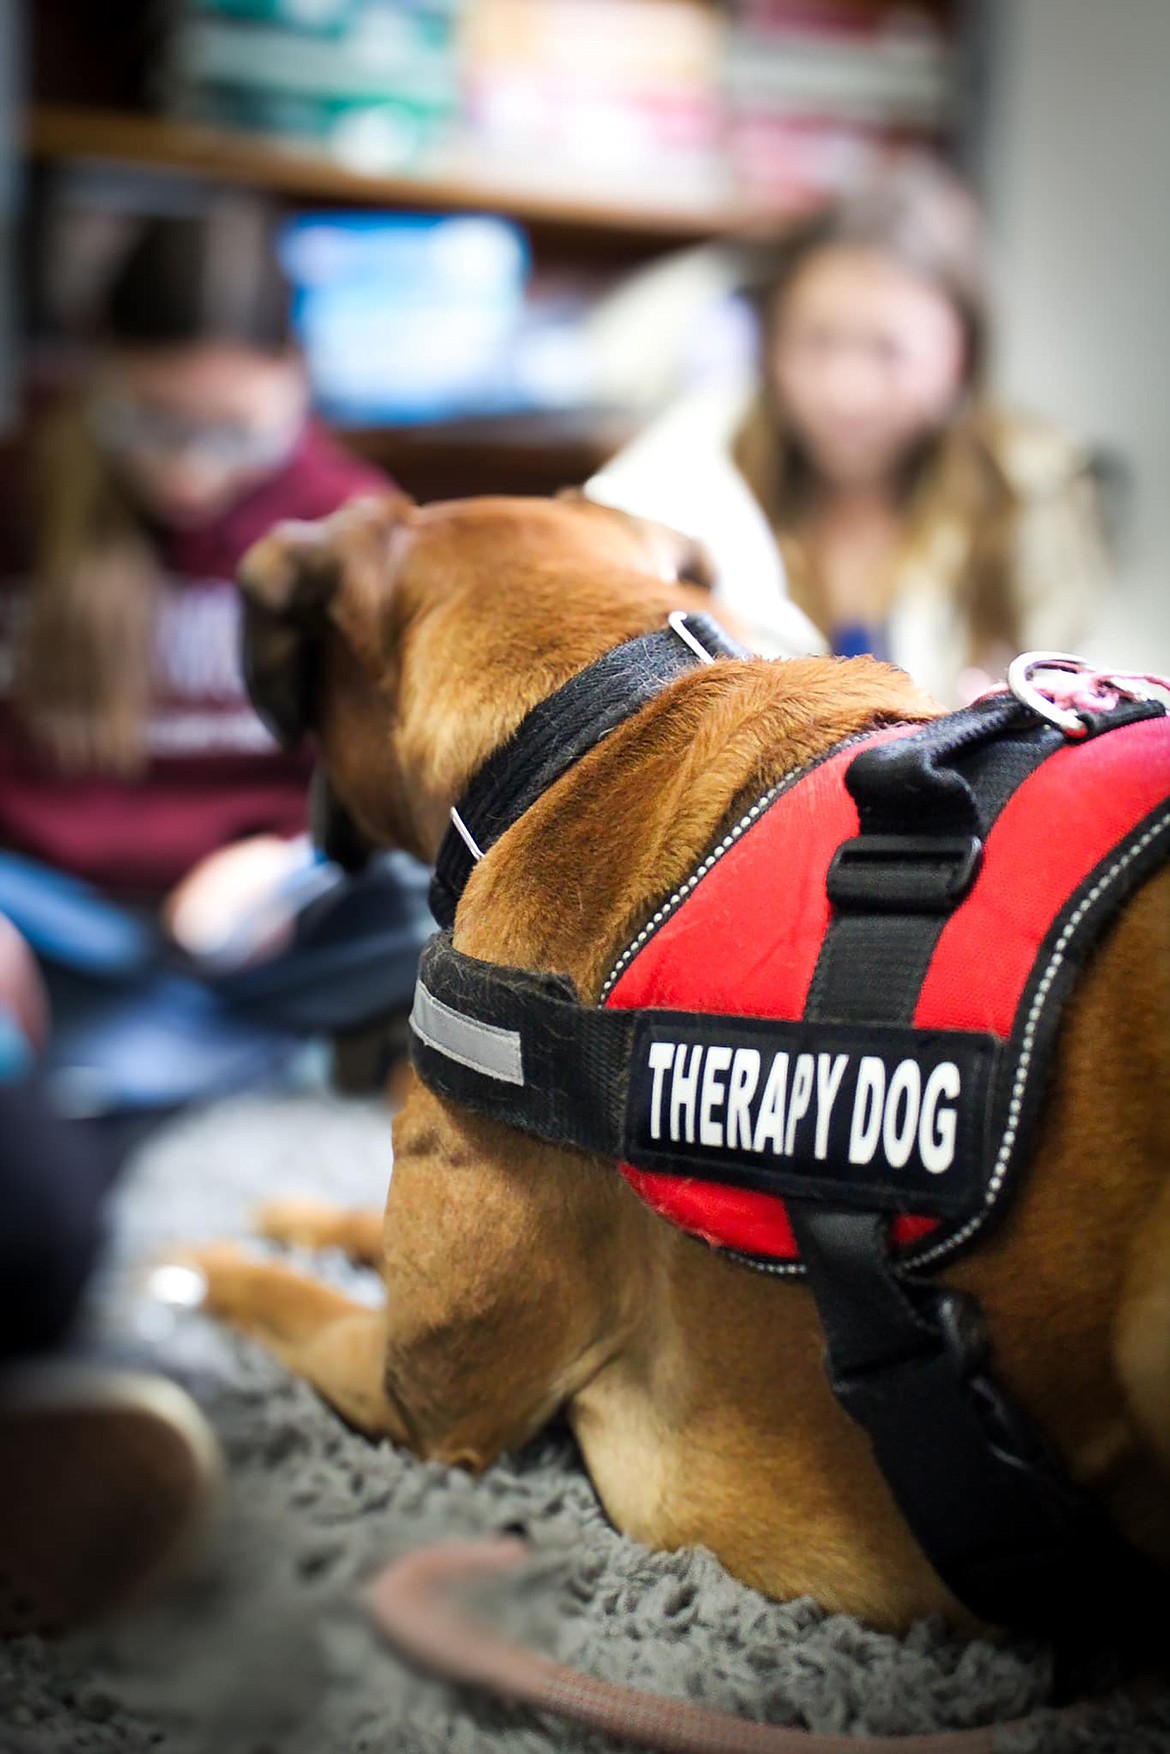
239, 491, 722, 866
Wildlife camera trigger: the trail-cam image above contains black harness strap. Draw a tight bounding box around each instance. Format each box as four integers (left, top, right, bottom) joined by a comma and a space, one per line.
808, 693, 1035, 1022
411, 942, 629, 1159
429, 613, 749, 929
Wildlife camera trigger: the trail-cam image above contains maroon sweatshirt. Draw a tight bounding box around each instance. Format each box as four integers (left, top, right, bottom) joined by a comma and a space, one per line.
0, 421, 387, 894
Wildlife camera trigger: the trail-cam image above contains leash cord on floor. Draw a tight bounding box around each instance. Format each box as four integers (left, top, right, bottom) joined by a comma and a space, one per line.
367, 1537, 1085, 1754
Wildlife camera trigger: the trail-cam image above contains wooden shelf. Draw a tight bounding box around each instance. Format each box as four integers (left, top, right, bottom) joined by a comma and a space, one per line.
27, 105, 753, 262
342, 409, 639, 501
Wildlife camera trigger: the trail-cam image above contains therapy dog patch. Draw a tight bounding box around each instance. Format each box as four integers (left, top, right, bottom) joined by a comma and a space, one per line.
624, 1016, 996, 1217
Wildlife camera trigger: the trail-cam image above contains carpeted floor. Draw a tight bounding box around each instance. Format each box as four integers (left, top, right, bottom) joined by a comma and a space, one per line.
1, 1093, 1168, 1754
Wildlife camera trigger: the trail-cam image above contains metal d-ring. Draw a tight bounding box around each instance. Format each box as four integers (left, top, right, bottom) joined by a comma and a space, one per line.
668, 610, 718, 665
1006, 651, 1094, 738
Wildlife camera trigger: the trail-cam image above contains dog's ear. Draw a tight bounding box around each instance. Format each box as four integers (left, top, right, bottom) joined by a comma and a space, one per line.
625, 510, 719, 595
557, 490, 718, 594
649, 523, 719, 594
237, 518, 349, 749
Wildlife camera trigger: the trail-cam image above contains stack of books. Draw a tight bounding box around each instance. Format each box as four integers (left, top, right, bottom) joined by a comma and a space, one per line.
724, 0, 955, 209
162, 0, 464, 174
456, 0, 729, 207
279, 210, 535, 422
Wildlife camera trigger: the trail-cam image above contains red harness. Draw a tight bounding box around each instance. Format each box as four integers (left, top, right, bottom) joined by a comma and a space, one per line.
605, 709, 1170, 1270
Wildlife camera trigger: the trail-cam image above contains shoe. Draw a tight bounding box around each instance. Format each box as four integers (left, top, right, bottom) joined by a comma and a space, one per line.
0, 1362, 220, 1636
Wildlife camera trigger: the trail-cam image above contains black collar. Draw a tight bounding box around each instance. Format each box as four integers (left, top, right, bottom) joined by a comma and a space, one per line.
429, 611, 751, 928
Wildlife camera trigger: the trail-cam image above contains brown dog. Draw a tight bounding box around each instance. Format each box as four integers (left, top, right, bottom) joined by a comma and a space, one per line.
187, 491, 1170, 1634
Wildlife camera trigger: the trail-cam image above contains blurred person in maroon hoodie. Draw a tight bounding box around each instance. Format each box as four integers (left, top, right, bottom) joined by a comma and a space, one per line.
0, 202, 388, 898
0, 205, 429, 1119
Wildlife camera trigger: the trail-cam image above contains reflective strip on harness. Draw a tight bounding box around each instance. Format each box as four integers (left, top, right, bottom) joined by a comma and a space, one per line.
410, 980, 524, 1086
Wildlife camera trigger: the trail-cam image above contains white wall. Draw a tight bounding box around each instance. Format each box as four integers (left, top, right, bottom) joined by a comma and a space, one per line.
985, 0, 1170, 667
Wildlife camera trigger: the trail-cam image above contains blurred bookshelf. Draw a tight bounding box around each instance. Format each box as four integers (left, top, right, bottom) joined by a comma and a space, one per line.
30, 0, 960, 250
23, 0, 966, 498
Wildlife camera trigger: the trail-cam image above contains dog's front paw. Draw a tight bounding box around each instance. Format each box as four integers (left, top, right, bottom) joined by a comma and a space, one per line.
146, 1243, 255, 1317
252, 1200, 385, 1269
253, 1197, 346, 1251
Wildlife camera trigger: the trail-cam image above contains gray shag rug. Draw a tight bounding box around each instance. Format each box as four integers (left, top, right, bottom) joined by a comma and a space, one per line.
1, 1093, 1168, 1754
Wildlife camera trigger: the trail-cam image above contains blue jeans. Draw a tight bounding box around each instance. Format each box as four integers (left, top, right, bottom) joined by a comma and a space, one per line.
0, 849, 433, 1116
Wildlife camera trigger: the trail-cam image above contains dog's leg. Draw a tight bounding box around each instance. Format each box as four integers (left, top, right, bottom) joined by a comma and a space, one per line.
369, 1088, 639, 1470
254, 1199, 384, 1268
183, 1244, 400, 1438
183, 1086, 638, 1462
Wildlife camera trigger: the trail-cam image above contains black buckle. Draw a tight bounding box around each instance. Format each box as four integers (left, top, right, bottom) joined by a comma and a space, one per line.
823, 1286, 1069, 1526
826, 833, 982, 913
828, 1282, 1078, 1521
827, 1286, 987, 1415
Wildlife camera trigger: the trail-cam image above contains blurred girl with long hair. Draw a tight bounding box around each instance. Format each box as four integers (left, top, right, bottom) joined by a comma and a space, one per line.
589, 160, 1108, 702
